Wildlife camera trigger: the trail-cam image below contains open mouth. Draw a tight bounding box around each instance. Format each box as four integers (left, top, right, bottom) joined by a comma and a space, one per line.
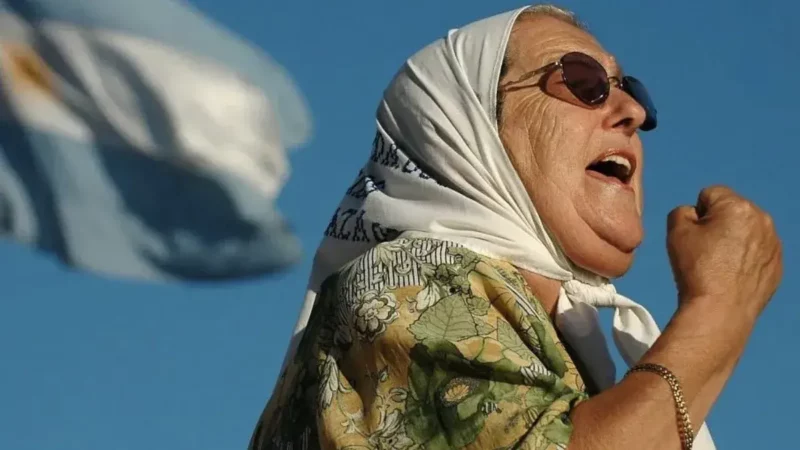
586, 154, 634, 185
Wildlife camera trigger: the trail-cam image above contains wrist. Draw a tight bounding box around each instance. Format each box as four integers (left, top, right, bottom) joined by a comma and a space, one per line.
640, 298, 754, 389
675, 295, 758, 332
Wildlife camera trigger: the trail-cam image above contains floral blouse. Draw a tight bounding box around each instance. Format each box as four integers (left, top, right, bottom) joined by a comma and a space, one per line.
249, 237, 590, 450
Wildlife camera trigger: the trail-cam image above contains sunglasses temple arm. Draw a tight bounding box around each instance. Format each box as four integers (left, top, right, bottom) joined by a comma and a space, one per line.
500, 62, 558, 90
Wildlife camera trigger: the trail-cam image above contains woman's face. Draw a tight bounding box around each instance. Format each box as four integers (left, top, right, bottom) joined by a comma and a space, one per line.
498, 15, 647, 278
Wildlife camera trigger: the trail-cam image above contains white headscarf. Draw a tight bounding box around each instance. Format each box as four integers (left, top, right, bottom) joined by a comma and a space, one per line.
289, 6, 713, 448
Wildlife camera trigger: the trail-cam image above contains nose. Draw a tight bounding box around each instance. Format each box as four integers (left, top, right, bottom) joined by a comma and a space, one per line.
602, 87, 647, 136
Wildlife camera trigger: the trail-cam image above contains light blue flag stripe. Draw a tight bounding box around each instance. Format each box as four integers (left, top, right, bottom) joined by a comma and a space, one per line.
0, 0, 311, 281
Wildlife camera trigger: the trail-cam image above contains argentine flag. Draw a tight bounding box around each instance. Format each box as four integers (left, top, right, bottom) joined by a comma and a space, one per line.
0, 0, 312, 281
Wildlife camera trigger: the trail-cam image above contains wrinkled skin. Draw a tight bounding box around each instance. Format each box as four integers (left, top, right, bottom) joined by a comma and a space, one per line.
498, 15, 647, 278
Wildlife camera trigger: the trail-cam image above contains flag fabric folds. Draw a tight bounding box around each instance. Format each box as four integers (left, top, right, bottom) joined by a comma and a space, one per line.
0, 0, 312, 281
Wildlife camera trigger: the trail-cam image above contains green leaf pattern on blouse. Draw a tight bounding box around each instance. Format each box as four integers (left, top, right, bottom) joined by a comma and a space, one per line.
250, 238, 589, 450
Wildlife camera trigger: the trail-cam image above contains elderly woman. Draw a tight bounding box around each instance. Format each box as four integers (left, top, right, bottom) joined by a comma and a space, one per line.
250, 5, 781, 450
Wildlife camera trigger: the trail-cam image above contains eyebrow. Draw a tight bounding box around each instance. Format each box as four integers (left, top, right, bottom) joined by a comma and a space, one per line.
600, 53, 624, 77
607, 59, 624, 78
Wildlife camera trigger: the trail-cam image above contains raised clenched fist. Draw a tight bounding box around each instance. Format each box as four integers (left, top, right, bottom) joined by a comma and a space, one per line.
666, 185, 782, 318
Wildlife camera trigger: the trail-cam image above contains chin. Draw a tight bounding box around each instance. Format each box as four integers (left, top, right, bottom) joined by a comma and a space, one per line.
591, 250, 636, 278
534, 189, 643, 279
558, 225, 641, 279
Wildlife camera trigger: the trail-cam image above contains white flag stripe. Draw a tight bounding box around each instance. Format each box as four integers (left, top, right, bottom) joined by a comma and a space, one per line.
0, 13, 288, 200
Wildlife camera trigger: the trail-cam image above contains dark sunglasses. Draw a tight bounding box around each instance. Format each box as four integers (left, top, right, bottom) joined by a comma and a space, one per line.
502, 51, 657, 131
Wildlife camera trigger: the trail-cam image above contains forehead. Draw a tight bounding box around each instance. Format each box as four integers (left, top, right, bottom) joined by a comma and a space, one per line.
508, 15, 621, 75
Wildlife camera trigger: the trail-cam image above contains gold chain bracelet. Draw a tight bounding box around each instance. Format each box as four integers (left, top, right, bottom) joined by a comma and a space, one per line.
626, 363, 694, 450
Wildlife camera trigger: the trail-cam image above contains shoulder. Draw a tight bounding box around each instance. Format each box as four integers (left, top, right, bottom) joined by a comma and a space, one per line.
326, 236, 530, 296
314, 236, 586, 391
318, 236, 548, 325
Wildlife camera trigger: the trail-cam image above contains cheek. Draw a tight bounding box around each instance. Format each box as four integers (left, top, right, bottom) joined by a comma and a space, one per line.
502, 96, 604, 222
502, 98, 561, 182
507, 102, 601, 230
529, 105, 593, 186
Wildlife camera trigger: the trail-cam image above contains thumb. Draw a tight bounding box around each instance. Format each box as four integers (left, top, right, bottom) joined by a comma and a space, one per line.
696, 185, 735, 218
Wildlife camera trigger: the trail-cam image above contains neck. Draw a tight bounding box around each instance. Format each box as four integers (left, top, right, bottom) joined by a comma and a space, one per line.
518, 268, 561, 319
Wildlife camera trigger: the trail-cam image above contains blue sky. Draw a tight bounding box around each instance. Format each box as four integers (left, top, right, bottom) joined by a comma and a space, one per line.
1, 1, 797, 449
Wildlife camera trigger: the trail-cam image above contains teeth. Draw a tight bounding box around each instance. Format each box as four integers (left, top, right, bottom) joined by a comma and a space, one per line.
600, 155, 632, 174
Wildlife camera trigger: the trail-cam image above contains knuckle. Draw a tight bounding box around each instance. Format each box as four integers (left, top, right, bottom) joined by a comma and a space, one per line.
702, 184, 733, 199
729, 199, 756, 216
707, 184, 731, 193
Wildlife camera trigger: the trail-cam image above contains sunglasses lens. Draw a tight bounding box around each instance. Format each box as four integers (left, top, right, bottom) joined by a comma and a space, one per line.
561, 52, 609, 105
623, 76, 658, 131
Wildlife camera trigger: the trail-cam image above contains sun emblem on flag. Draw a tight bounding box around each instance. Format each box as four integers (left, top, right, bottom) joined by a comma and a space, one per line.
0, 42, 56, 98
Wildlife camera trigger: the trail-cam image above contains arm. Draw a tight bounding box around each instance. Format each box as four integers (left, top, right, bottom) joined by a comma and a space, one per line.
568, 185, 781, 450
568, 300, 755, 450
